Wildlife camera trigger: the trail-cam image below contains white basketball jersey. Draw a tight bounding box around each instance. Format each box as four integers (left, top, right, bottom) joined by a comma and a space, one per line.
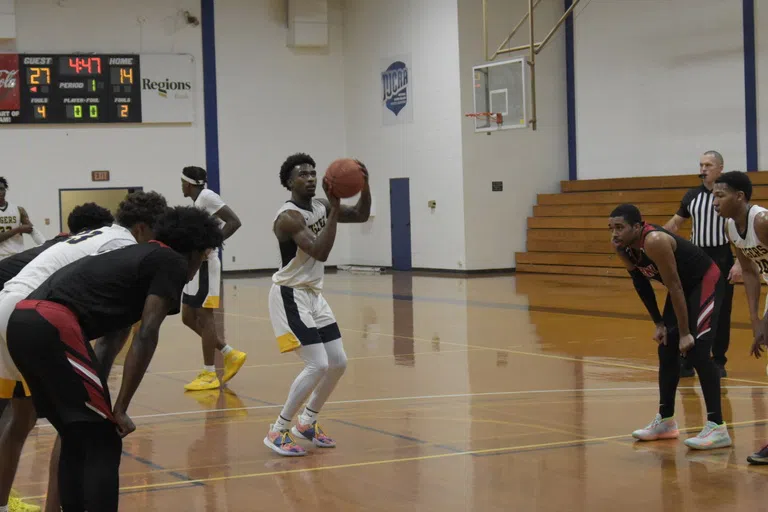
272, 199, 328, 292
0, 202, 24, 259
726, 205, 768, 283
3, 224, 136, 297
193, 189, 225, 263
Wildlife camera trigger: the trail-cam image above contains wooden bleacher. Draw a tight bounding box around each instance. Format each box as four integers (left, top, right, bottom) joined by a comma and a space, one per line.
516, 172, 768, 277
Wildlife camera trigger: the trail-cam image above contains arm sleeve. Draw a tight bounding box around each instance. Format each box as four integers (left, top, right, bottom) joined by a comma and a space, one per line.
29, 227, 46, 245
676, 188, 696, 218
199, 190, 226, 216
629, 268, 663, 324
143, 251, 188, 315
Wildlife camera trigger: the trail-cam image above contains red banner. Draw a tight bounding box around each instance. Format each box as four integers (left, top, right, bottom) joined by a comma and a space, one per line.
0, 54, 20, 123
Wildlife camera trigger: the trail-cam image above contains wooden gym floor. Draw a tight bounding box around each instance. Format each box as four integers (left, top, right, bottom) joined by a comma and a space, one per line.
12, 271, 768, 511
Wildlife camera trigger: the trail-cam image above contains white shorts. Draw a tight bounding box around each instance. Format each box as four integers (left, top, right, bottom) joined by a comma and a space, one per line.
183, 253, 221, 309
0, 289, 29, 390
268, 284, 340, 353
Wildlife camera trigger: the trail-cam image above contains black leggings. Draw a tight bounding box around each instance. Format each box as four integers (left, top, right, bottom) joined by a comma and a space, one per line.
659, 263, 723, 424
59, 421, 122, 512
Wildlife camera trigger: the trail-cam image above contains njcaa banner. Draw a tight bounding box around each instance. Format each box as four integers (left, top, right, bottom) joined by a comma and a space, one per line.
139, 53, 195, 123
381, 54, 413, 126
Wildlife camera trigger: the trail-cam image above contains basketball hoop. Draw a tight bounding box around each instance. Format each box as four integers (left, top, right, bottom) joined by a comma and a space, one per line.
465, 112, 504, 131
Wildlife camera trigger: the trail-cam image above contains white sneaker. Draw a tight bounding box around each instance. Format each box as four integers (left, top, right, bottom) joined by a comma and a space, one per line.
684, 421, 732, 450
632, 414, 679, 441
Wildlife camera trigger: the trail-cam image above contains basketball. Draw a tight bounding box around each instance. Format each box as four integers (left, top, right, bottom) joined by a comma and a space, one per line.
324, 158, 365, 198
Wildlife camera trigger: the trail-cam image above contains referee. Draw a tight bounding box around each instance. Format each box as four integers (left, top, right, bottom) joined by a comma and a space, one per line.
664, 150, 733, 377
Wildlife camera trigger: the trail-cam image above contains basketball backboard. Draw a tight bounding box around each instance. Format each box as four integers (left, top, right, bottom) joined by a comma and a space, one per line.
471, 57, 527, 132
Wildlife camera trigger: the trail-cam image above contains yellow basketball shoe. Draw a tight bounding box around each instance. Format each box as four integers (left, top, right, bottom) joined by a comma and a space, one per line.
8, 489, 41, 512
221, 349, 247, 383
184, 370, 220, 391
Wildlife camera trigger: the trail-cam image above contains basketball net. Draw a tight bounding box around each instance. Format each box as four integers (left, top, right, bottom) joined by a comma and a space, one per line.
464, 112, 504, 127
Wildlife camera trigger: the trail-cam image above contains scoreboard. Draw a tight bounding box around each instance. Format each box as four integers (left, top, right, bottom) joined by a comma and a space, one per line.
0, 53, 194, 125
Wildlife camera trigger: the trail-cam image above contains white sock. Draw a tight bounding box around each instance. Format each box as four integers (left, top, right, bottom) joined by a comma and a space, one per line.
0, 504, 9, 512
221, 345, 233, 356
299, 406, 319, 425
204, 365, 215, 373
272, 415, 291, 432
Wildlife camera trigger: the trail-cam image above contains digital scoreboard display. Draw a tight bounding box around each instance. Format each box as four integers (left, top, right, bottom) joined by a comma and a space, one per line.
0, 54, 142, 124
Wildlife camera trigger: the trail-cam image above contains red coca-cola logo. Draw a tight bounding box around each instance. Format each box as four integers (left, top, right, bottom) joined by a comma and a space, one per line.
0, 70, 17, 88
0, 54, 20, 112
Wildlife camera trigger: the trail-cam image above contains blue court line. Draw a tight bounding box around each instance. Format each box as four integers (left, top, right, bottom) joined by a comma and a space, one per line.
147, 371, 278, 406
119, 482, 201, 497
121, 449, 203, 486
328, 418, 465, 453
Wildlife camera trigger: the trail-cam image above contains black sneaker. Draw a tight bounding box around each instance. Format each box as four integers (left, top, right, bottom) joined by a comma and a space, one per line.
748, 443, 768, 465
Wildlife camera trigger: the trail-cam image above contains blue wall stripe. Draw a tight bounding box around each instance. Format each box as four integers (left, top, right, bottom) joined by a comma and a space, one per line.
564, 0, 577, 180
743, 0, 758, 172
201, 0, 221, 193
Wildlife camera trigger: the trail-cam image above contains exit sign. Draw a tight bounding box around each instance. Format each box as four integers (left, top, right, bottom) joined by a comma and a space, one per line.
91, 170, 110, 182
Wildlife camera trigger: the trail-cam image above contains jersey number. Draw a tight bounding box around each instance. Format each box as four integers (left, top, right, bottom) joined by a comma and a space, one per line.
756, 259, 768, 274
0, 227, 13, 233
66, 230, 103, 244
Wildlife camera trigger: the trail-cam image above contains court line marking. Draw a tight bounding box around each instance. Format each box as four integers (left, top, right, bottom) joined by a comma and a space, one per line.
29, 385, 767, 428
146, 347, 484, 376
26, 416, 768, 497
220, 311, 768, 387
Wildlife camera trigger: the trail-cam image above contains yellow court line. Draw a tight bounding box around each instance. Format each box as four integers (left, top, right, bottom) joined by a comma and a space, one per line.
23, 417, 768, 499
221, 311, 768, 387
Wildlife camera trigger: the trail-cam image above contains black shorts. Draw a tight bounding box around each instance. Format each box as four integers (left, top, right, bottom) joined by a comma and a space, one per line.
6, 300, 114, 430
662, 262, 723, 341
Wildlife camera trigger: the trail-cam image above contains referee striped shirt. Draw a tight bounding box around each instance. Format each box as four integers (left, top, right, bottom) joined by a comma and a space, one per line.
677, 185, 727, 247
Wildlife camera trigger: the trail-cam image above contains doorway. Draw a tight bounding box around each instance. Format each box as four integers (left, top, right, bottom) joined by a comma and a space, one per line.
59, 187, 142, 232
389, 178, 412, 271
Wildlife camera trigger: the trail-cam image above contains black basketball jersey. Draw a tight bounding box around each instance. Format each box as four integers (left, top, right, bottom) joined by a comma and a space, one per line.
623, 223, 715, 292
0, 234, 69, 289
27, 242, 189, 340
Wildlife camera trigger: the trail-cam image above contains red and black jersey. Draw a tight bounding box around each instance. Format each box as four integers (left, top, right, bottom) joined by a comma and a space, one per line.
0, 234, 69, 290
27, 242, 188, 340
623, 223, 715, 292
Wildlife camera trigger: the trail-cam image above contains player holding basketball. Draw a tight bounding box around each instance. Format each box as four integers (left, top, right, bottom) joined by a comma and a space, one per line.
0, 192, 168, 512
0, 202, 113, 512
711, 171, 768, 463
180, 166, 246, 392
6, 206, 223, 511
609, 204, 731, 450
0, 177, 46, 260
264, 153, 370, 456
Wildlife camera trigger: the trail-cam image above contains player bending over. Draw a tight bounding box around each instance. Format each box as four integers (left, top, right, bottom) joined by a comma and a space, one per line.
0, 192, 167, 512
180, 166, 246, 391
264, 153, 370, 456
0, 202, 114, 512
712, 171, 768, 463
609, 203, 731, 450
6, 205, 223, 511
